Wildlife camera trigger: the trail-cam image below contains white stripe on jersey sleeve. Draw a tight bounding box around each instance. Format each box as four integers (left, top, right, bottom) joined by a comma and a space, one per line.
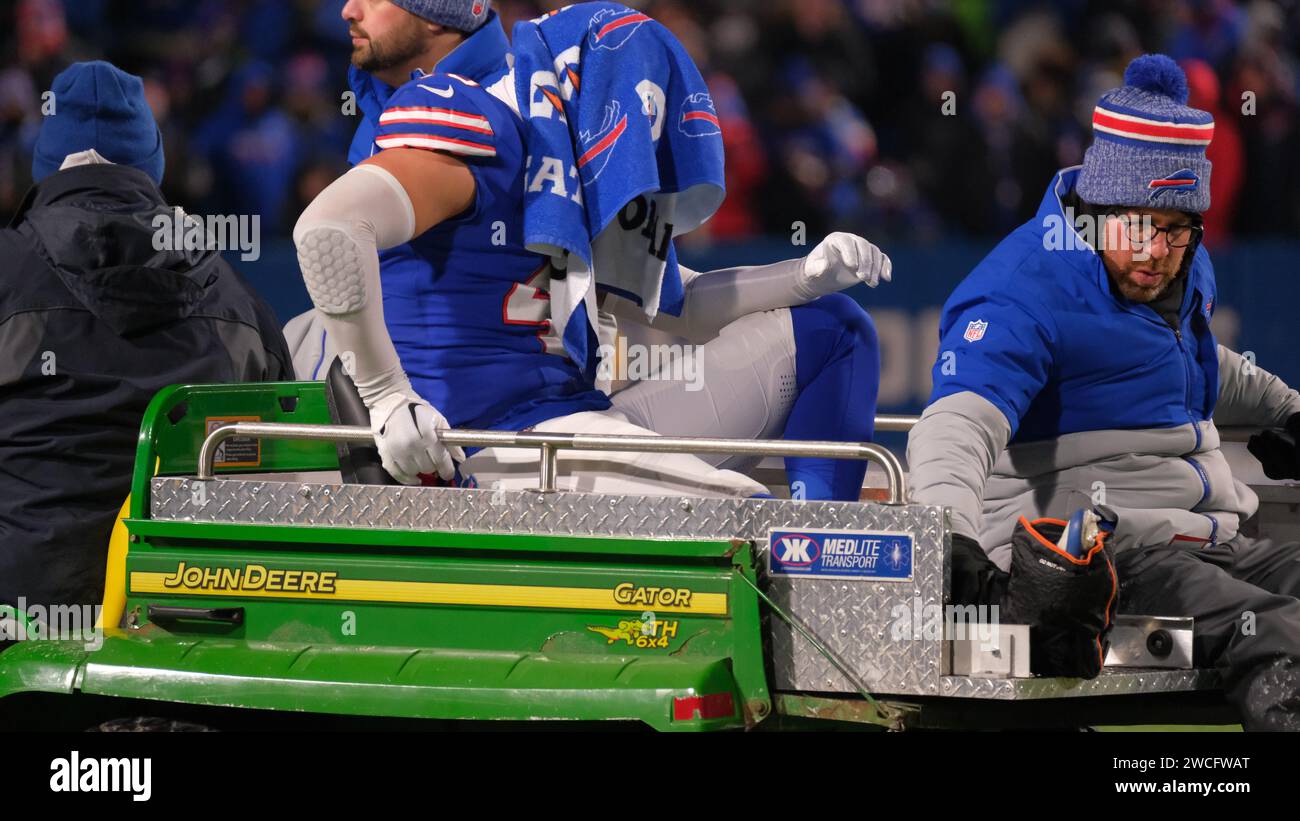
378, 107, 492, 133
374, 134, 497, 157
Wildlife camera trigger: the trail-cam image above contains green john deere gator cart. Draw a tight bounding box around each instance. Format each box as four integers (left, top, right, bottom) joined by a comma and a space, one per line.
0, 380, 1248, 731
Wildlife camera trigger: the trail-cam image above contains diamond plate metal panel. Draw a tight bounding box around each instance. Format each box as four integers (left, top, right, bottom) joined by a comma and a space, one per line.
148, 478, 1219, 700
935, 668, 1221, 700
767, 507, 949, 695
150, 477, 936, 542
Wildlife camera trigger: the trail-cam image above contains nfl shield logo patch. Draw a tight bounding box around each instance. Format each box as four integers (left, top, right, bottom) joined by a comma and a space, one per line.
964, 319, 988, 342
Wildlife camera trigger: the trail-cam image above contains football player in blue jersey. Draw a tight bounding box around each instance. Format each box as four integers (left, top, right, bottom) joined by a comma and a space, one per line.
300, 0, 611, 484
293, 0, 892, 500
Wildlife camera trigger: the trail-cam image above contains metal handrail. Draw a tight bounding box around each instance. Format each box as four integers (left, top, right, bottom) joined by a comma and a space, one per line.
873, 414, 919, 432
196, 422, 909, 504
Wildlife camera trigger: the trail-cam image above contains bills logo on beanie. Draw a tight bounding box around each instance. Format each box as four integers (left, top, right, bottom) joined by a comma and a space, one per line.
1076, 54, 1214, 214
1148, 168, 1199, 196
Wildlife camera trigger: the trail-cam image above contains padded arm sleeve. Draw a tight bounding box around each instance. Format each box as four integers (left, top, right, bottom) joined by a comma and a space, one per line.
292, 163, 417, 406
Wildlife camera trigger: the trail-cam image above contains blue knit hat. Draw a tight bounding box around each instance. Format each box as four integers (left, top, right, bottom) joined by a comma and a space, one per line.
1076, 54, 1214, 214
390, 0, 490, 33
32, 61, 164, 185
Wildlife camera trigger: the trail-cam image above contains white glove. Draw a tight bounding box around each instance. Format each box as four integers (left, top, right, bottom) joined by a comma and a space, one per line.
798, 232, 892, 299
368, 391, 465, 485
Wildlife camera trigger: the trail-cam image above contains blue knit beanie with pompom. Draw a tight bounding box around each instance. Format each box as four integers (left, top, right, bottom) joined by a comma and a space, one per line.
1076, 54, 1214, 213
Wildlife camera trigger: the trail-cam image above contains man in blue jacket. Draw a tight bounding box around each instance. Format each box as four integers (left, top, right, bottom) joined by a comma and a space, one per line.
908, 55, 1300, 730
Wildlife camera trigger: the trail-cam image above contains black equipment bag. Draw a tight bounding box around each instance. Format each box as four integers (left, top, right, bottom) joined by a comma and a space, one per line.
1004, 516, 1119, 678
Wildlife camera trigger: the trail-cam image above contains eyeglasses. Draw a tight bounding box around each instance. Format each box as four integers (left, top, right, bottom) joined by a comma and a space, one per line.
1107, 212, 1203, 248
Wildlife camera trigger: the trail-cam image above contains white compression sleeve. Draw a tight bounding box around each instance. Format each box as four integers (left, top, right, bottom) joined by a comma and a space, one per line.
603, 258, 815, 343
292, 164, 416, 405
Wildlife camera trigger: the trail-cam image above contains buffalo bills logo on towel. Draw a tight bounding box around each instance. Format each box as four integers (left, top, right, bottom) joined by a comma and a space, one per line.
678, 92, 721, 137
577, 100, 628, 184
964, 319, 988, 342
588, 7, 651, 50
1147, 168, 1199, 199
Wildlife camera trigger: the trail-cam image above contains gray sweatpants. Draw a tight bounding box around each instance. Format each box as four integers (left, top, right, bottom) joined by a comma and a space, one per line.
1115, 536, 1300, 731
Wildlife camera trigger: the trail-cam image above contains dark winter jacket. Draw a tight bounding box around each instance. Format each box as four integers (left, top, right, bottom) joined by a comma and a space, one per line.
0, 163, 291, 610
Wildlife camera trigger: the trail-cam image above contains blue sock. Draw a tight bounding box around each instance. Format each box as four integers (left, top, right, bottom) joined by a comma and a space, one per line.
783, 293, 880, 501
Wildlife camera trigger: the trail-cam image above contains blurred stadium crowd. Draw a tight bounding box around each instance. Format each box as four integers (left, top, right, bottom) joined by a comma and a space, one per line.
1, 0, 1298, 251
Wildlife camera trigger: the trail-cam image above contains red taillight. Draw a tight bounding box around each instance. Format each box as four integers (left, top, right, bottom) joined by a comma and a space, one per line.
673, 692, 736, 721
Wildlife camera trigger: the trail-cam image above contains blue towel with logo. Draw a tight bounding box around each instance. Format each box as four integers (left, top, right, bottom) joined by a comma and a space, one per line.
509, 3, 726, 379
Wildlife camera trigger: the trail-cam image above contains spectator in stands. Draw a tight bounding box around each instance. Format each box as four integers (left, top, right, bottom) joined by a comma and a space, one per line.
195, 61, 302, 237
1184, 57, 1244, 248
1165, 0, 1247, 67
1228, 27, 1300, 236
650, 1, 767, 242
0, 67, 40, 217
970, 64, 1037, 233
902, 44, 989, 234
3, 0, 1299, 245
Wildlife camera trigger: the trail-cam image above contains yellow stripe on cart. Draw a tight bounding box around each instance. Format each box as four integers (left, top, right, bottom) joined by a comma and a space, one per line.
130, 570, 728, 615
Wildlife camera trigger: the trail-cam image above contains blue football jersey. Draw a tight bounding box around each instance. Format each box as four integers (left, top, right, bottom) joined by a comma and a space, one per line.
348, 19, 610, 433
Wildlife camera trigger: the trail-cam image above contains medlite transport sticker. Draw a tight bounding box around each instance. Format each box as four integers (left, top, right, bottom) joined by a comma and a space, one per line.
767, 529, 913, 581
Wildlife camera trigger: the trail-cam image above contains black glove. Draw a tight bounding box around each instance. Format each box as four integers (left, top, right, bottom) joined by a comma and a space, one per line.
950, 534, 1009, 607
1247, 412, 1300, 480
